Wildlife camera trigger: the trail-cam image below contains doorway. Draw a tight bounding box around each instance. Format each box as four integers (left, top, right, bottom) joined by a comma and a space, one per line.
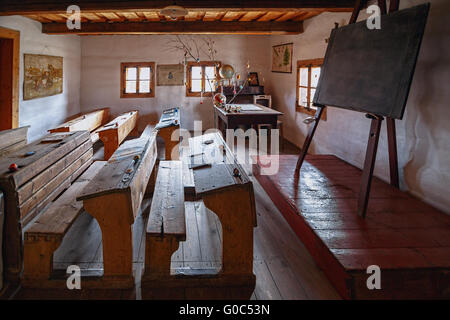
0, 27, 19, 130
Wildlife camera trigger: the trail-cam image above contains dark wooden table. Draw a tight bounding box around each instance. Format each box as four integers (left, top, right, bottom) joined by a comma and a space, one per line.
214, 104, 283, 136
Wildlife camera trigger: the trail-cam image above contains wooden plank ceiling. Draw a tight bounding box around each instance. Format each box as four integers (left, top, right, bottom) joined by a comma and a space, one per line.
0, 1, 354, 35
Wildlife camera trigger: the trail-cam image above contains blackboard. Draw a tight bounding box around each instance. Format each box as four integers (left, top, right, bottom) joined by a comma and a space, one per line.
313, 3, 430, 120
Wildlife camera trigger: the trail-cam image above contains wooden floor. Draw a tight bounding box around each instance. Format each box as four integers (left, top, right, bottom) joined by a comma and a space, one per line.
253, 154, 450, 299
40, 138, 340, 300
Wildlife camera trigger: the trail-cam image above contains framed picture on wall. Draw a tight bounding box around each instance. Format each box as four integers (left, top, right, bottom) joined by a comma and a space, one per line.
272, 43, 293, 73
23, 54, 63, 100
157, 64, 184, 86
248, 72, 259, 86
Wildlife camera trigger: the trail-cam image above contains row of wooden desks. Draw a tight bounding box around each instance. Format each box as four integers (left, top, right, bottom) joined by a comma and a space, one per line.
142, 132, 257, 299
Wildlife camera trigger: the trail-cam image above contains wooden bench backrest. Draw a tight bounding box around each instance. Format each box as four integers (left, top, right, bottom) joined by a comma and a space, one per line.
147, 160, 185, 240
48, 108, 110, 133
0, 131, 90, 190
25, 161, 106, 240
96, 110, 138, 143
0, 126, 29, 158
95, 110, 138, 159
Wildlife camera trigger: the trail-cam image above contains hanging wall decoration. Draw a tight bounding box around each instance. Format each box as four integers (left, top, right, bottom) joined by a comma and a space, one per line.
271, 43, 293, 73
23, 54, 63, 100
166, 35, 253, 106
157, 64, 184, 86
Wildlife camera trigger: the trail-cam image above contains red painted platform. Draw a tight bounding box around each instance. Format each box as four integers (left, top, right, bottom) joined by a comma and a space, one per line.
253, 154, 450, 299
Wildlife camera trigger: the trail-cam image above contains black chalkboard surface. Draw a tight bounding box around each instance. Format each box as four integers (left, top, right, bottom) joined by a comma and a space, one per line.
313, 3, 430, 120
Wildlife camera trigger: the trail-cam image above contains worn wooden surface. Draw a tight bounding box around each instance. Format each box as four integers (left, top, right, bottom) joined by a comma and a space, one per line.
254, 154, 450, 299
13, 139, 341, 300
0, 126, 28, 152
0, 131, 91, 283
78, 127, 157, 285
13, 170, 340, 299
48, 108, 110, 133
142, 132, 257, 299
95, 110, 138, 160
145, 161, 185, 278
155, 108, 180, 161
0, 131, 90, 189
22, 161, 105, 286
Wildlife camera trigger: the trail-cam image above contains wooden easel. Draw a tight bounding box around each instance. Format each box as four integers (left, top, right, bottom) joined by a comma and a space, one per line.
295, 0, 400, 218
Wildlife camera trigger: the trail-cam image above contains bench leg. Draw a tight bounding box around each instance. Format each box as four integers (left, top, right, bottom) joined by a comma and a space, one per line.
100, 135, 119, 160
159, 125, 180, 160
22, 236, 61, 284
202, 186, 256, 277
144, 236, 181, 277
83, 193, 134, 283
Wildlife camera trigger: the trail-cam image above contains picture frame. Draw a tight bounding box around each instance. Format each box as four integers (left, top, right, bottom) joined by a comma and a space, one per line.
248, 72, 259, 86
23, 54, 63, 100
271, 43, 293, 73
157, 64, 184, 86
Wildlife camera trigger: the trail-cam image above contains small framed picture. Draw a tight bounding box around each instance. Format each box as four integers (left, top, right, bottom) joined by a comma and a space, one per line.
272, 42, 293, 73
248, 72, 259, 86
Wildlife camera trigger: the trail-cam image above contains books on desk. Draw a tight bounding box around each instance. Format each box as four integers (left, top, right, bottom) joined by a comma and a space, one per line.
156, 107, 179, 129
228, 104, 262, 111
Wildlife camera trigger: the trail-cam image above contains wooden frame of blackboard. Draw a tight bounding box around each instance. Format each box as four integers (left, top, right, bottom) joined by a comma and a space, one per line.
295, 0, 429, 218
313, 3, 429, 120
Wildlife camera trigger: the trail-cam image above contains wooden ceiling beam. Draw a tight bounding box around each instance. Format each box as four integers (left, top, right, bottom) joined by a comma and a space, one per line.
42, 20, 303, 35
0, 1, 355, 15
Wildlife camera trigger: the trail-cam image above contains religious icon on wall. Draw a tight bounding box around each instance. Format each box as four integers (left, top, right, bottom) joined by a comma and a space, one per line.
157, 64, 184, 86
248, 72, 259, 86
272, 43, 293, 73
24, 54, 63, 100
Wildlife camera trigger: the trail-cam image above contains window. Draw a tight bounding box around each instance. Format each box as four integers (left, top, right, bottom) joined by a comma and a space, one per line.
120, 62, 155, 98
186, 61, 220, 97
296, 58, 326, 119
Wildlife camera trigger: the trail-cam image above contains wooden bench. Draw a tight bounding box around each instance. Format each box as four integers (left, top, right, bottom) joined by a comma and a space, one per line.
21, 161, 105, 288
0, 131, 93, 284
0, 126, 29, 157
77, 125, 157, 288
155, 107, 180, 160
143, 161, 185, 288
48, 108, 110, 144
94, 110, 138, 160
141, 132, 257, 300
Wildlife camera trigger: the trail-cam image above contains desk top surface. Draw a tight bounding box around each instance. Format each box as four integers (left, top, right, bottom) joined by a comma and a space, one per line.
214, 104, 283, 116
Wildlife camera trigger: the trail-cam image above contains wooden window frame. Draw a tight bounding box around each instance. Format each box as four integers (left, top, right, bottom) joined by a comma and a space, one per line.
120, 62, 155, 98
186, 61, 221, 97
296, 58, 326, 120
